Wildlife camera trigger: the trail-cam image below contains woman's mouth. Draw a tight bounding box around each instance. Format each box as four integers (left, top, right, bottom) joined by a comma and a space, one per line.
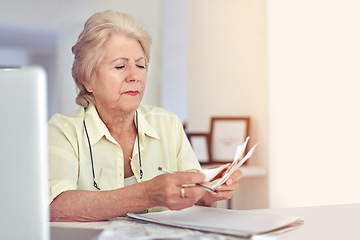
122, 90, 139, 96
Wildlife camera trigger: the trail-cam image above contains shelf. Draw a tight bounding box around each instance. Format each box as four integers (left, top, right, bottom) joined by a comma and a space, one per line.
240, 166, 267, 177
201, 164, 267, 178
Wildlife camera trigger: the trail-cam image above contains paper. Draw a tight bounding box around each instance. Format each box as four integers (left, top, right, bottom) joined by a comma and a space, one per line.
127, 206, 304, 238
201, 137, 258, 190
201, 164, 230, 182
96, 217, 230, 240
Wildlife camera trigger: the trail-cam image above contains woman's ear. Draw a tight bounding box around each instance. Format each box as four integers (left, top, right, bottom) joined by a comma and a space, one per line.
82, 79, 93, 93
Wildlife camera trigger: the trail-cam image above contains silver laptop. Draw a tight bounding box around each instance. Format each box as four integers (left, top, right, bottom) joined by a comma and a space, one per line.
0, 66, 49, 240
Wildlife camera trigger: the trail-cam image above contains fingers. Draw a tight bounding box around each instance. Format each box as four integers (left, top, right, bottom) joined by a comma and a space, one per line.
225, 169, 243, 186
210, 189, 236, 201
163, 184, 206, 211
216, 181, 239, 191
172, 172, 206, 186
144, 172, 207, 211
198, 169, 242, 205
179, 184, 206, 199
193, 169, 243, 207
212, 169, 242, 193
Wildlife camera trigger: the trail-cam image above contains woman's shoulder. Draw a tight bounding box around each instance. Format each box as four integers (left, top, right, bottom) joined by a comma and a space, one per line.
47, 107, 85, 151
48, 106, 85, 128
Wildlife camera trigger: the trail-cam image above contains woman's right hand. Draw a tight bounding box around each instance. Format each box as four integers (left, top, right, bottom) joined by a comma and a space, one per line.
143, 172, 206, 210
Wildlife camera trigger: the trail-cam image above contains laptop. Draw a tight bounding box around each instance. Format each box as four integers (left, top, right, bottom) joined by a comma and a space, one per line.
0, 66, 49, 240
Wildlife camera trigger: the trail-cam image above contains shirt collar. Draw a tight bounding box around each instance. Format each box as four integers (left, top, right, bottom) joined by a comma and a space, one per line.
83, 102, 113, 147
84, 102, 160, 147
136, 105, 160, 141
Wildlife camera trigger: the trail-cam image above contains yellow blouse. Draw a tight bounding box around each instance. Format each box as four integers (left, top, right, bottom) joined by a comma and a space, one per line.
48, 103, 200, 208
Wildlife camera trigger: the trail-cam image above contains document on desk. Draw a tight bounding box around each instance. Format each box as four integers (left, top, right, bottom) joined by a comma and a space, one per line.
127, 206, 304, 238
96, 216, 231, 240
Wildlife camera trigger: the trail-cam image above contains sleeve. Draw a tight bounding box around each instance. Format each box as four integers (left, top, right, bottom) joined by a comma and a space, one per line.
48, 116, 79, 204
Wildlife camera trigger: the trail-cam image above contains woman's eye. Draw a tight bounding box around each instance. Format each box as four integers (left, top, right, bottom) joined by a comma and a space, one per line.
137, 65, 145, 69
115, 66, 125, 70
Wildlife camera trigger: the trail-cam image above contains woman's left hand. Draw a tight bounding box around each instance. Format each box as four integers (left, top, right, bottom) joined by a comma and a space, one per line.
197, 169, 243, 207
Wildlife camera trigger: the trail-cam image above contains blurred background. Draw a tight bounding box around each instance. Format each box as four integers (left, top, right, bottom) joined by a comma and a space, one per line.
1, 0, 359, 210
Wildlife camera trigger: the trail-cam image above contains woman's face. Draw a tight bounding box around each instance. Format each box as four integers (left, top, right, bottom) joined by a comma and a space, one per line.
85, 34, 147, 115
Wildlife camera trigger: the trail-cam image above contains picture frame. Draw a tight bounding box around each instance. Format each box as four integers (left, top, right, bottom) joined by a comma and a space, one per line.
186, 133, 211, 163
210, 117, 250, 163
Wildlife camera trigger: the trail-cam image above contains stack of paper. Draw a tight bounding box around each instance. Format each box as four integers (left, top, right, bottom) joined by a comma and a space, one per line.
128, 206, 304, 238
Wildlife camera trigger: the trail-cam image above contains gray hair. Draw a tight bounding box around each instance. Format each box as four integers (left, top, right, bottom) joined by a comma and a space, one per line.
71, 10, 152, 107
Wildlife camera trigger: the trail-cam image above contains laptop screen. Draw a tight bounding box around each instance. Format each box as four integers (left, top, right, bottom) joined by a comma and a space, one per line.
0, 66, 49, 240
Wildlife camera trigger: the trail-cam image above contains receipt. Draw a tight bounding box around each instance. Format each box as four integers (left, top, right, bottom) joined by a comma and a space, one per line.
200, 137, 258, 190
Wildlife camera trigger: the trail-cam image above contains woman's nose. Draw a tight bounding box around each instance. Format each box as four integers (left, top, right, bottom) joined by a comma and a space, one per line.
125, 64, 139, 82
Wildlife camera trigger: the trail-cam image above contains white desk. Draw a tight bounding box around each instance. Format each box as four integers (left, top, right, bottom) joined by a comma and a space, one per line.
51, 203, 360, 240
253, 203, 360, 239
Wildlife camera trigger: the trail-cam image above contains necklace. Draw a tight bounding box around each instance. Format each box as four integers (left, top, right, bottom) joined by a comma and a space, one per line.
83, 110, 143, 190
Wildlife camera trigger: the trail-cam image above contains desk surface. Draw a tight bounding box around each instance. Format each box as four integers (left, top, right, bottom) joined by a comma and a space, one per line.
256, 203, 360, 239
51, 203, 360, 240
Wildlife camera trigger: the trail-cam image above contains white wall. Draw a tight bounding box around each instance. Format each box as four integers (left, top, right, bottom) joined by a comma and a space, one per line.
0, 24, 57, 118
187, 0, 268, 162
161, 0, 188, 123
268, 0, 360, 208
186, 0, 269, 209
0, 48, 27, 67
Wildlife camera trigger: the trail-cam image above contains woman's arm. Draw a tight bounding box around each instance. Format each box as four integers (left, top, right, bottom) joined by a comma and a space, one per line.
50, 172, 206, 222
50, 181, 150, 222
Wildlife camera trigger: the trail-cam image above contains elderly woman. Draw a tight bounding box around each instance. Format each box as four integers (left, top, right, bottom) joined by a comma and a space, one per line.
49, 10, 242, 222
